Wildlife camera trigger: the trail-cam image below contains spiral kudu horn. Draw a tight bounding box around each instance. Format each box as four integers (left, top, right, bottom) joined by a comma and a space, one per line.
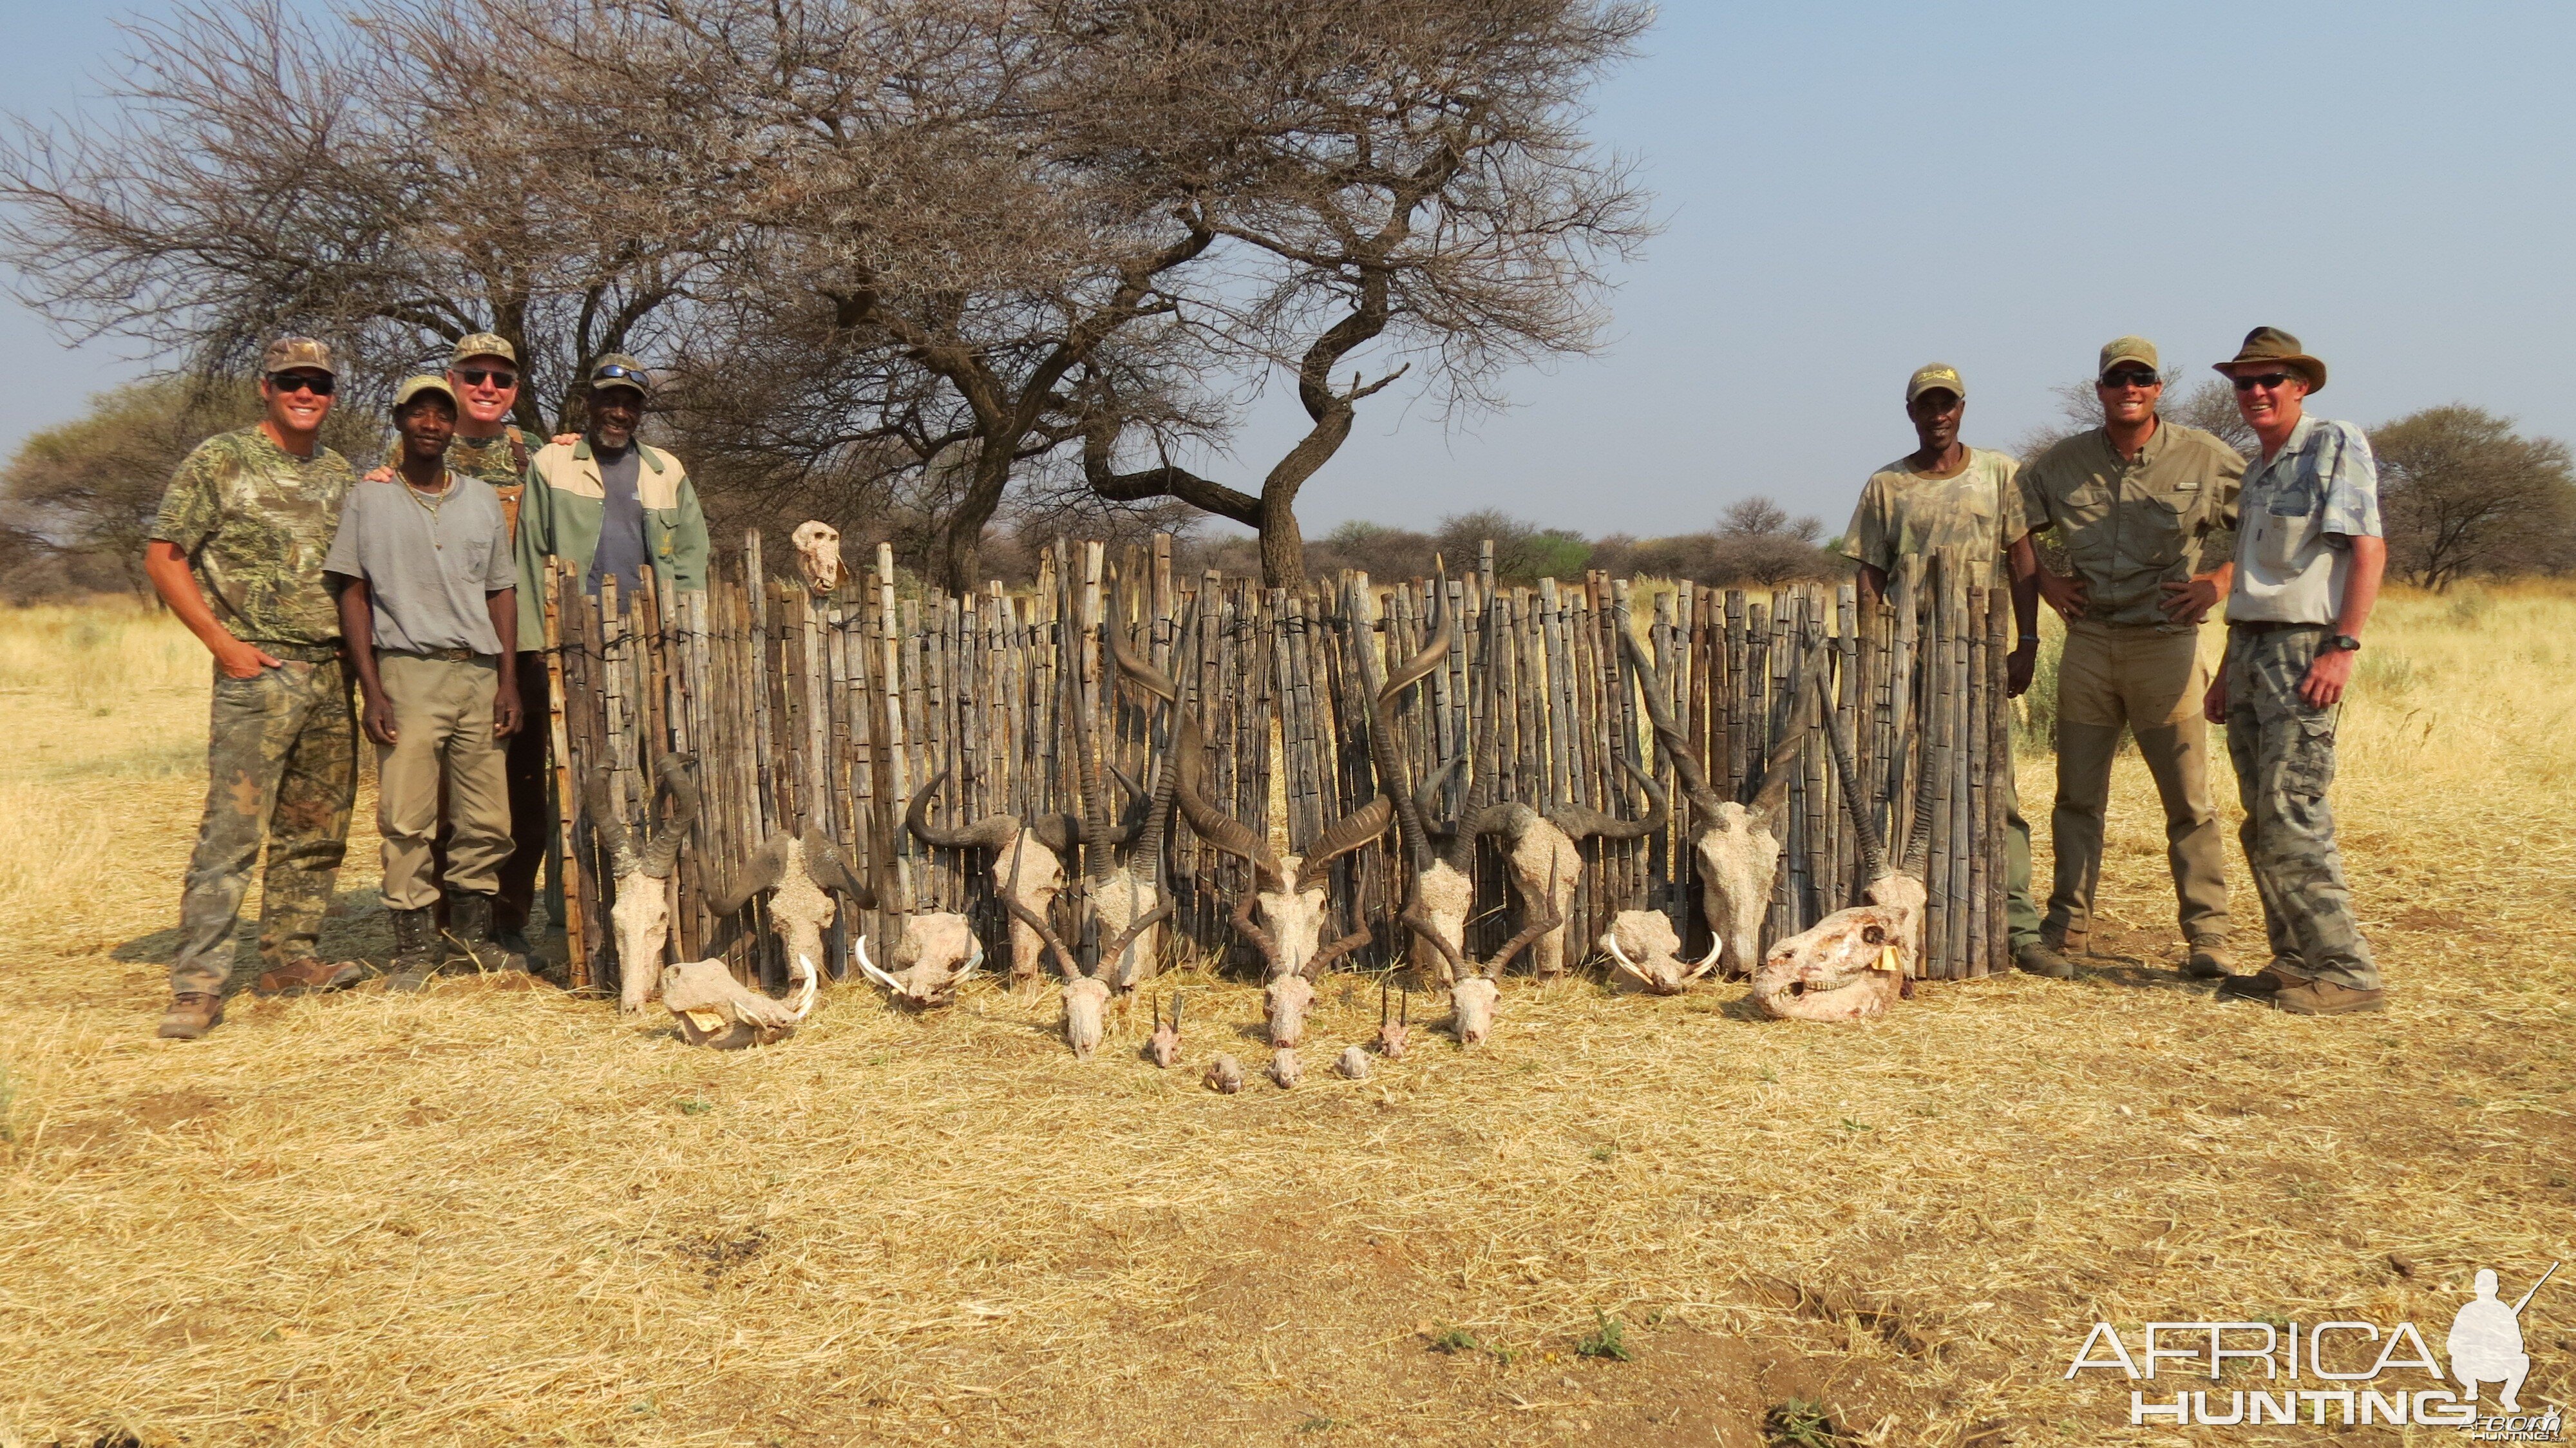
1619, 629, 1721, 817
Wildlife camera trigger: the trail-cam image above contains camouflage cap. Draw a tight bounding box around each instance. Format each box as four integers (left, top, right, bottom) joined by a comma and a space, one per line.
392, 375, 459, 412
2098, 336, 2159, 378
587, 352, 652, 397
451, 332, 518, 368
1905, 363, 1965, 405
261, 336, 337, 377
2213, 325, 2326, 394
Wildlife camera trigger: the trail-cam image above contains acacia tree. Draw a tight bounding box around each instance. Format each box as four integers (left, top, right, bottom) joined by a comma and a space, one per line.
2374, 405, 2576, 589
1072, 0, 1654, 587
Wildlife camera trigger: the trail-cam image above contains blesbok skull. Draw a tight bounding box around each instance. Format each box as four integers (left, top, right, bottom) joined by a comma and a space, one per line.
853, 910, 984, 1006
1600, 910, 1722, 995
1401, 846, 1563, 1047
1000, 873, 1169, 1061
660, 954, 815, 1049
708, 826, 876, 999
1146, 993, 1182, 1068
587, 755, 699, 1015
1754, 674, 1929, 1023
907, 770, 1073, 987
1624, 629, 1828, 982
790, 520, 842, 595
1172, 710, 1389, 1047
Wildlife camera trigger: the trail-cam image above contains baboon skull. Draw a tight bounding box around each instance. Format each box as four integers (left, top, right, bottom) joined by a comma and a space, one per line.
790, 520, 842, 595
1600, 909, 1723, 995
1754, 872, 1922, 1023
855, 911, 985, 1005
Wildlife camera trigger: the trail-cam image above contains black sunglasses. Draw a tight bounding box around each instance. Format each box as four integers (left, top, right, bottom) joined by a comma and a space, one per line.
268, 372, 336, 396
2100, 369, 2161, 389
456, 368, 517, 389
2231, 372, 2296, 392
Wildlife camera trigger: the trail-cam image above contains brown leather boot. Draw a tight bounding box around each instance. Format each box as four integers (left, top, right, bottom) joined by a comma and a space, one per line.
2273, 979, 2387, 1016
444, 893, 529, 975
254, 955, 363, 998
2182, 941, 2236, 980
156, 992, 224, 1040
384, 908, 441, 993
2215, 960, 2304, 1002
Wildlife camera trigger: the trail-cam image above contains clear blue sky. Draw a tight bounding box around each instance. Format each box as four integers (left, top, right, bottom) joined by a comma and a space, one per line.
6, 2, 2571, 539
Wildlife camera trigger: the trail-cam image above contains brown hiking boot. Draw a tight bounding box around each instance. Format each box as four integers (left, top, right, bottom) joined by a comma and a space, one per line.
444, 893, 529, 975
2215, 960, 2304, 1002
254, 955, 362, 998
2273, 980, 2387, 1016
156, 991, 224, 1040
384, 907, 440, 993
2014, 940, 2075, 980
2182, 942, 2236, 980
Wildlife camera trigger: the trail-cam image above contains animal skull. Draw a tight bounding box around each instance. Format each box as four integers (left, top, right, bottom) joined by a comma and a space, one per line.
1336, 1045, 1372, 1080
1264, 971, 1316, 1049
1754, 873, 1922, 1022
1061, 975, 1112, 1061
1401, 848, 1561, 1048
1266, 1048, 1302, 1089
1450, 977, 1501, 1046
708, 827, 875, 1005
1600, 909, 1723, 995
660, 952, 815, 1049
1375, 983, 1411, 1061
790, 520, 841, 595
1203, 1053, 1244, 1093
1146, 993, 1182, 1068
907, 771, 1070, 987
587, 757, 699, 1015
853, 911, 984, 1005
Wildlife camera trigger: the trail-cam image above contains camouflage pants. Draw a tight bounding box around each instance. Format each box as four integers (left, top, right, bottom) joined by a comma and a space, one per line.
2223, 625, 2377, 990
171, 656, 357, 995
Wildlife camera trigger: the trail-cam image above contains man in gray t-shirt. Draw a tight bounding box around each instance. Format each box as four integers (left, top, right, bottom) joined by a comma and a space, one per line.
324, 376, 527, 987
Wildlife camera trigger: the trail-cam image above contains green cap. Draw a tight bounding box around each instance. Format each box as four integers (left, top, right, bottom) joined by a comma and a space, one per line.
1905, 362, 1965, 404
392, 375, 459, 411
2098, 336, 2159, 378
451, 332, 517, 368
2213, 326, 2326, 394
261, 336, 337, 377
588, 352, 652, 397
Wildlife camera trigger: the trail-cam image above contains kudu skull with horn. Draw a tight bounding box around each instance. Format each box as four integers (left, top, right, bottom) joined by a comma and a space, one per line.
1368, 587, 1520, 982
587, 754, 701, 1015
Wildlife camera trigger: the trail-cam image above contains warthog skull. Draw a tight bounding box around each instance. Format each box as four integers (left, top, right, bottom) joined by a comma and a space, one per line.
790, 520, 841, 595
661, 953, 816, 1049
854, 910, 984, 1005
587, 756, 700, 1015
1600, 909, 1723, 995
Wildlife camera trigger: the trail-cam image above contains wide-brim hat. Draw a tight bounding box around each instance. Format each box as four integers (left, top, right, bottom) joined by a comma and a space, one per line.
2212, 326, 2325, 394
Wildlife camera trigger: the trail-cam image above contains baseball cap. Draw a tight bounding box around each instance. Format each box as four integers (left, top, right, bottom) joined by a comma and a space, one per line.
261, 337, 337, 377
2098, 336, 2159, 378
1905, 363, 1965, 404
392, 375, 459, 411
451, 332, 518, 368
588, 353, 652, 397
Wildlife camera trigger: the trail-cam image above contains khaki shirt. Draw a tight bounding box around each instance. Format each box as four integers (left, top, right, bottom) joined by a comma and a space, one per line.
2228, 415, 2381, 625
2018, 421, 2243, 631
1838, 446, 2025, 595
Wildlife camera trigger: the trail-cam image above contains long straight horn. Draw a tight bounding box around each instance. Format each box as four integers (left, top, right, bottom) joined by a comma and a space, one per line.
584, 770, 644, 878
1619, 629, 1719, 814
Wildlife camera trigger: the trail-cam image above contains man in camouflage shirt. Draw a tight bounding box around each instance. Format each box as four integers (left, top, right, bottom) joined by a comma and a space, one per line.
2012, 338, 2243, 982
142, 338, 361, 1040
1839, 363, 2045, 968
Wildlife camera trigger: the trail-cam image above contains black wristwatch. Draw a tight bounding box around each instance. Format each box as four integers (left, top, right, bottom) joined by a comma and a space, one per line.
2325, 634, 2361, 653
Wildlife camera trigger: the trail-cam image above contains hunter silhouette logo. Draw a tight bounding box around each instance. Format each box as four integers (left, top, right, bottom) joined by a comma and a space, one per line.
2452, 1263, 2554, 1413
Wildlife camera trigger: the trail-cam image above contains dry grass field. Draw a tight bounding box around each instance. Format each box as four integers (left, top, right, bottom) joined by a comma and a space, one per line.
1, 587, 2570, 1447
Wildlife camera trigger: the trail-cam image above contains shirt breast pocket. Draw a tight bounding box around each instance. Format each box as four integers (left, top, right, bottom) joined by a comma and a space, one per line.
2255, 482, 2319, 570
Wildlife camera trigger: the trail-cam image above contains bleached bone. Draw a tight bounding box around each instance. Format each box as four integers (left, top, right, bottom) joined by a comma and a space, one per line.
709, 826, 875, 1020
1000, 872, 1169, 1061
853, 910, 984, 1006
790, 520, 842, 595
1204, 1054, 1244, 1094
587, 755, 699, 1015
1483, 754, 1666, 978
1625, 629, 1831, 982
1755, 678, 1931, 1023
659, 952, 813, 1049
1172, 710, 1388, 1048
1267, 1048, 1303, 1090
1375, 982, 1411, 1061
1400, 844, 1562, 1047
1336, 1045, 1371, 1080
1368, 599, 1519, 982
1600, 910, 1723, 995
907, 771, 1075, 987
1146, 992, 1182, 1068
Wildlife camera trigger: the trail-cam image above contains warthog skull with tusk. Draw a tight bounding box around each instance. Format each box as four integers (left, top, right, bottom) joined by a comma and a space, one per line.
1599, 908, 1723, 995
790, 520, 842, 595
853, 910, 985, 1006
587, 755, 700, 1015
660, 955, 815, 1049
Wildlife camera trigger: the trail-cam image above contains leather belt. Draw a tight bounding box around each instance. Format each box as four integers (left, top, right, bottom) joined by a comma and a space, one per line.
2228, 619, 2326, 634
381, 647, 490, 663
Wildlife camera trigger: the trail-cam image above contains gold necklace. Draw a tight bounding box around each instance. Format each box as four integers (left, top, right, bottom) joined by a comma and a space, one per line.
404, 470, 454, 549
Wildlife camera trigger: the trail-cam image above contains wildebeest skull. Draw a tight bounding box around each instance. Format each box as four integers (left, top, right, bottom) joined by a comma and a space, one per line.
790, 520, 842, 595
587, 755, 699, 1015
708, 826, 875, 996
853, 910, 985, 1005
660, 953, 816, 1049
906, 770, 1074, 987
1599, 908, 1722, 995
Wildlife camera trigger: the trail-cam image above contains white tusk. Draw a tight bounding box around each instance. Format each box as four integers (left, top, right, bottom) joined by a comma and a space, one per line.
786, 951, 819, 1021
1602, 933, 1652, 984
1685, 933, 1724, 980
958, 933, 985, 984
853, 935, 903, 995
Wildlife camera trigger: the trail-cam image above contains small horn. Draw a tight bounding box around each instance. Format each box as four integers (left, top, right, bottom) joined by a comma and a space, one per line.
957, 933, 985, 985
708, 835, 790, 918
1171, 991, 1182, 1031
584, 770, 644, 879
853, 934, 904, 994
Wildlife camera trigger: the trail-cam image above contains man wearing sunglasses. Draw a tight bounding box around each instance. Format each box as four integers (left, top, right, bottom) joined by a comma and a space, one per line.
1839, 363, 2045, 973
141, 338, 363, 1040
2200, 327, 2386, 1015
2009, 338, 2244, 986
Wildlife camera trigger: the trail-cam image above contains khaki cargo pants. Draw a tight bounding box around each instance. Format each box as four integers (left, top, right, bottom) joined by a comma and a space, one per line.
375, 652, 511, 912
171, 655, 357, 996
2045, 622, 2231, 950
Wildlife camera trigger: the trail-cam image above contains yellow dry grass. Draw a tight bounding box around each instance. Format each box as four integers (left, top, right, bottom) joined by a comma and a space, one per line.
1, 588, 2570, 1447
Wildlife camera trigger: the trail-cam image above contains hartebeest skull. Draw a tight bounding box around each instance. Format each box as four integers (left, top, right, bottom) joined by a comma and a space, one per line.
1401, 848, 1562, 1047
1600, 909, 1723, 995
853, 910, 985, 1005
1624, 629, 1829, 982
708, 827, 875, 1001
1172, 710, 1390, 1047
905, 770, 1077, 987
660, 953, 815, 1049
587, 755, 700, 1015
790, 520, 842, 595
1754, 682, 1927, 1023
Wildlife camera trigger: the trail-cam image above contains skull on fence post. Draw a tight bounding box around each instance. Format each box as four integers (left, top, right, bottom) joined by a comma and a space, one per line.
790, 520, 842, 595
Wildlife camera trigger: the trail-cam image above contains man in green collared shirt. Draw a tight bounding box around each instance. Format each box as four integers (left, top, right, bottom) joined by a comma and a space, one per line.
2012, 337, 2243, 983
513, 354, 710, 638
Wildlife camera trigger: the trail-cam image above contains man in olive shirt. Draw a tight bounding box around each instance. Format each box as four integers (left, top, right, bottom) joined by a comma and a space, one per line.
513, 354, 710, 642
2012, 338, 2242, 982
1839, 363, 2045, 967
142, 338, 361, 1039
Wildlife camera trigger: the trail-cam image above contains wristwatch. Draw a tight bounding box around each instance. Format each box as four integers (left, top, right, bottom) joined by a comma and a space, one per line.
2325, 634, 2362, 653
